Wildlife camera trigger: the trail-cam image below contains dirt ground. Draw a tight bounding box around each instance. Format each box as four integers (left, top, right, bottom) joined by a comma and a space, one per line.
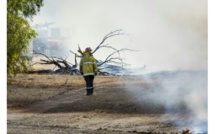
7, 73, 203, 134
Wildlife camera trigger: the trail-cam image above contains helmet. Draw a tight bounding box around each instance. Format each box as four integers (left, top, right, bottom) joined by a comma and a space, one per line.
85, 47, 92, 52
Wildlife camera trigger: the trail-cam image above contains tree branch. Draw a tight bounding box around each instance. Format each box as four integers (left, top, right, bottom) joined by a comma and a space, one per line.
92, 29, 124, 54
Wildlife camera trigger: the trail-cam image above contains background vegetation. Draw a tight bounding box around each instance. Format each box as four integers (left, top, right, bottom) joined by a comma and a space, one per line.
7, 0, 44, 83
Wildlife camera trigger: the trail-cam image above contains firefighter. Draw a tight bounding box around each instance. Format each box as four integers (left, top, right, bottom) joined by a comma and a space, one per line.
79, 47, 98, 96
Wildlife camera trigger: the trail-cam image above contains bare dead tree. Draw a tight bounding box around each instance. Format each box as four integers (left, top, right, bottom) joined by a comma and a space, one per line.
97, 48, 136, 67
70, 29, 127, 56
29, 29, 137, 75
72, 29, 137, 75
92, 29, 125, 54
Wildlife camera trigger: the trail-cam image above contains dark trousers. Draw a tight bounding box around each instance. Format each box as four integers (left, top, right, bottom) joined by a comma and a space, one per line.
84, 75, 94, 95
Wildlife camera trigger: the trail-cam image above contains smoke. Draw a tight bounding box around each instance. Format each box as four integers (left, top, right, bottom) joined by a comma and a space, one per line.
31, 0, 207, 71
124, 70, 207, 133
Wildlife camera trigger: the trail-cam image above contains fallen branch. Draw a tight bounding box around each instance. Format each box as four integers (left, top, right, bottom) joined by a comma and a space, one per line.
31, 50, 79, 74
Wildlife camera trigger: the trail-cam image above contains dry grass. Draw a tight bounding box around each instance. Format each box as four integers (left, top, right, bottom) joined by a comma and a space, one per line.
8, 74, 81, 108
9, 73, 132, 89
10, 74, 85, 88
7, 73, 198, 134
29, 56, 56, 71
7, 74, 125, 109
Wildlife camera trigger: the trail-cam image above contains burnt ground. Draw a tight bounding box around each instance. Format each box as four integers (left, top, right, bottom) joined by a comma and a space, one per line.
7, 73, 207, 134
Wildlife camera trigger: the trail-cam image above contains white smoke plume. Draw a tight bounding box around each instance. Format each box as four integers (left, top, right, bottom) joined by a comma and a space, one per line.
124, 70, 207, 133
31, 0, 207, 71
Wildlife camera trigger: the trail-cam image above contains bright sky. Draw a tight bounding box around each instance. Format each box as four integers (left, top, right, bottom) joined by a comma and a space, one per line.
31, 0, 207, 72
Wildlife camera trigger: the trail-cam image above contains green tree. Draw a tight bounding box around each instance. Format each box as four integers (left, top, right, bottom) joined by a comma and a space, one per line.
7, 0, 43, 83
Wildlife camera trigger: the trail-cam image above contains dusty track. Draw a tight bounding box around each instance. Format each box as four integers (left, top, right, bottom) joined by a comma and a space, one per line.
7, 74, 204, 134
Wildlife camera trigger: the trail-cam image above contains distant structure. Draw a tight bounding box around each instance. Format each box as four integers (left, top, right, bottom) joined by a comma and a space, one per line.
30, 22, 69, 57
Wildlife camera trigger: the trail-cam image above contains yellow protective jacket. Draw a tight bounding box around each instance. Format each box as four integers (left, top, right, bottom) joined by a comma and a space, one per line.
79, 51, 98, 76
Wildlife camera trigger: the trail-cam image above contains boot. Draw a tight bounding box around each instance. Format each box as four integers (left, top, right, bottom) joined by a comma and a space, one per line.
86, 89, 90, 96
90, 88, 93, 95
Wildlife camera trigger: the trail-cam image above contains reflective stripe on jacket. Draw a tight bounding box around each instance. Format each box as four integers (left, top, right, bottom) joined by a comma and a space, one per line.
79, 52, 98, 76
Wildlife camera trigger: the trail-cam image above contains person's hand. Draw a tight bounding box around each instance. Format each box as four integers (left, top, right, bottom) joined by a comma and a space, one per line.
95, 71, 97, 76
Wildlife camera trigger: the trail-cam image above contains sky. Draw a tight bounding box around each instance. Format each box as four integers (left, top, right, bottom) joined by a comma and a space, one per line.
31, 0, 207, 72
